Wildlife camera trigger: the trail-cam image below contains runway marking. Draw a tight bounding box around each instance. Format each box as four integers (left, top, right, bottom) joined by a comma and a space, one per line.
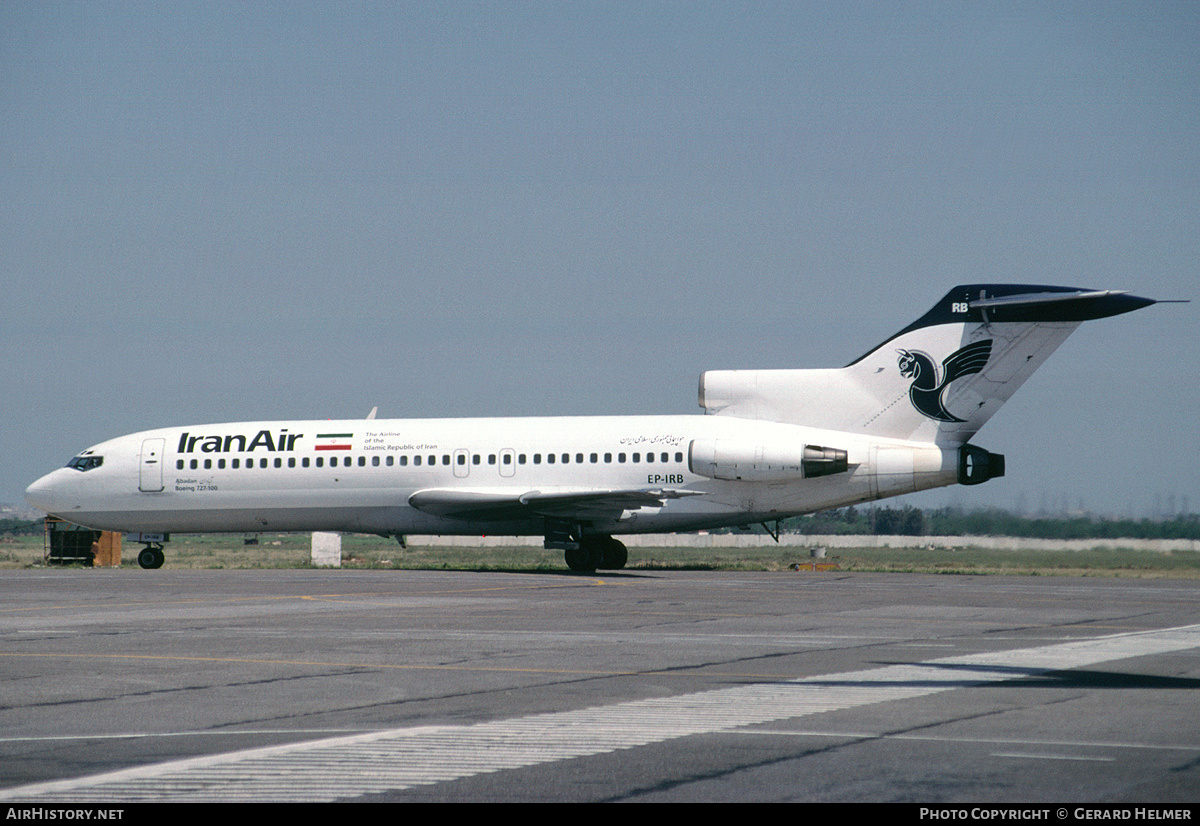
0, 651, 632, 677
0, 628, 923, 678
0, 729, 372, 743
0, 646, 910, 681
0, 581, 603, 614
992, 752, 1115, 761
5, 623, 1199, 803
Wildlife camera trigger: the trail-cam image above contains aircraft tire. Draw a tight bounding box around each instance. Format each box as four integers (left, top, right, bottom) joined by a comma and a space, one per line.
599, 537, 628, 570
564, 543, 600, 573
137, 546, 164, 570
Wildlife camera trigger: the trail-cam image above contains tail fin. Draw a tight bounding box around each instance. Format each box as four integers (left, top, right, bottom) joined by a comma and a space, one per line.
699, 284, 1157, 445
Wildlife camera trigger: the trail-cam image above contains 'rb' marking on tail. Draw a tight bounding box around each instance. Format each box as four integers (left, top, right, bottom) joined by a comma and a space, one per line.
897, 339, 993, 422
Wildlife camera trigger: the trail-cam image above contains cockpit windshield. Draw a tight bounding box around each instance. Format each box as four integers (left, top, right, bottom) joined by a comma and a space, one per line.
66, 455, 103, 471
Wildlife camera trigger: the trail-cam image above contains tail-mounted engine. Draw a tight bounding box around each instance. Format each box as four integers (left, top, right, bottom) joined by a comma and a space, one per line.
688, 439, 849, 482
958, 443, 1005, 485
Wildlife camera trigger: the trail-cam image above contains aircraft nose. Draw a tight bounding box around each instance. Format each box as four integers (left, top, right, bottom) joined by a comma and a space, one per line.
25, 471, 63, 514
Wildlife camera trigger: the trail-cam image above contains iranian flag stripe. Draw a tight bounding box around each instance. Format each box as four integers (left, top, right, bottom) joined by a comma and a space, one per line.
315, 433, 353, 451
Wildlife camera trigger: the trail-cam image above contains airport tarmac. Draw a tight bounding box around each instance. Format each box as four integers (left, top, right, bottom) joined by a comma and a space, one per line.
1, 568, 1198, 803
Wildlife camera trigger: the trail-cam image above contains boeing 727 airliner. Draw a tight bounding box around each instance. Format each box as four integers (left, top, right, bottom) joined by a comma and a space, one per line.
25, 284, 1160, 571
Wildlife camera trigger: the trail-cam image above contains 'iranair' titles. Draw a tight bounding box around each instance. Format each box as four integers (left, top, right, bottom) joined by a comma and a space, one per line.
177, 430, 303, 454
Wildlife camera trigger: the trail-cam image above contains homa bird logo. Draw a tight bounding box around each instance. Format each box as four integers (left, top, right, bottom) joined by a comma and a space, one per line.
897, 340, 993, 422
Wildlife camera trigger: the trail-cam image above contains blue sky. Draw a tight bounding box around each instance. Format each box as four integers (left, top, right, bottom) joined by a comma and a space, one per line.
3, 1, 1196, 517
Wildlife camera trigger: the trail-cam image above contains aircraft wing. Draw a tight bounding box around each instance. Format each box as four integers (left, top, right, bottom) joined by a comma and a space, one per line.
408, 487, 705, 523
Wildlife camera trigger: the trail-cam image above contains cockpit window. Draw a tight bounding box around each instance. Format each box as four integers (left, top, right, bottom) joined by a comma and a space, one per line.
66, 456, 103, 471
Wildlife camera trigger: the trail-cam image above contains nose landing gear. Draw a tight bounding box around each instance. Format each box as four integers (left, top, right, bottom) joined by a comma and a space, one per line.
137, 543, 165, 569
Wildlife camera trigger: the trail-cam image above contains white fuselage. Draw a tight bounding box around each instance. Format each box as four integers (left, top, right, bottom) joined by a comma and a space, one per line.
25, 414, 959, 537
25, 283, 1157, 560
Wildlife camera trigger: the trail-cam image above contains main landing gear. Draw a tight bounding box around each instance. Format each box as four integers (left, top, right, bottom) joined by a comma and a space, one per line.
544, 519, 628, 572
137, 543, 165, 569
563, 535, 628, 573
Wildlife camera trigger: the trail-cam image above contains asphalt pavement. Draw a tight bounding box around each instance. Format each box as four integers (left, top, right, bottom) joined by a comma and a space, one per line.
1, 568, 1198, 803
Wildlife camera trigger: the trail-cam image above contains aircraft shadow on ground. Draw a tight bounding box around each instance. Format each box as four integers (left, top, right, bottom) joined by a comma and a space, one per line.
793, 661, 1200, 690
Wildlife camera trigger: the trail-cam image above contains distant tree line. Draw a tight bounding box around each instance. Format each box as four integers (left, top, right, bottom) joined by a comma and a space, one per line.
745, 507, 1200, 540
7, 511, 1197, 541
0, 518, 43, 536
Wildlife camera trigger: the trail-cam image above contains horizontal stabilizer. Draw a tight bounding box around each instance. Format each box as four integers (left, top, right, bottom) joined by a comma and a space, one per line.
882, 286, 1158, 337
